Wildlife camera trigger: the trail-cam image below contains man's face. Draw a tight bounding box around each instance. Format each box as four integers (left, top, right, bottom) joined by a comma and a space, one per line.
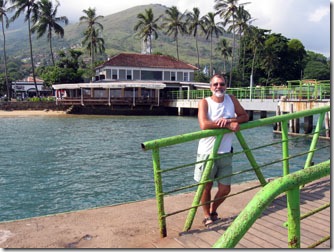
210, 77, 226, 97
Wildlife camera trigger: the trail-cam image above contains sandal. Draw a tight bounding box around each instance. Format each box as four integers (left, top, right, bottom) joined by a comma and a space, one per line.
202, 217, 213, 227
210, 212, 219, 222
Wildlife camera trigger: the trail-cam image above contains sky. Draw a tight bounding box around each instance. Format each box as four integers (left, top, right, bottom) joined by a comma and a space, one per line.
58, 0, 331, 57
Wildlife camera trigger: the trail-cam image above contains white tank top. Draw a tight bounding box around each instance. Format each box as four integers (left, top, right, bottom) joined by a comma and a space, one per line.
197, 95, 235, 154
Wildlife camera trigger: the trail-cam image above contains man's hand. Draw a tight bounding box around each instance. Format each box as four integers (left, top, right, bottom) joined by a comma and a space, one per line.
227, 122, 240, 132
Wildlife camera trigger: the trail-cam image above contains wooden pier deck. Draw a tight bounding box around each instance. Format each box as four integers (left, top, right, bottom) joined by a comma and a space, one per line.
0, 176, 330, 248
158, 176, 330, 249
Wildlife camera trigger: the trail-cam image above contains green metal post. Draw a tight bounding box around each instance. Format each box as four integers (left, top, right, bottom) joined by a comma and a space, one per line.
183, 134, 223, 232
281, 120, 300, 247
212, 161, 330, 248
235, 131, 267, 186
304, 112, 325, 168
152, 148, 167, 238
281, 120, 290, 176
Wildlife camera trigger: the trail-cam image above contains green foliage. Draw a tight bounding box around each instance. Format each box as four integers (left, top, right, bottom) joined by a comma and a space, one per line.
194, 71, 210, 82
36, 49, 85, 85
27, 96, 55, 102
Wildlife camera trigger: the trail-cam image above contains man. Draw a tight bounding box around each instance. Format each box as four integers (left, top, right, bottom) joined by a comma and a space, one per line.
194, 74, 249, 227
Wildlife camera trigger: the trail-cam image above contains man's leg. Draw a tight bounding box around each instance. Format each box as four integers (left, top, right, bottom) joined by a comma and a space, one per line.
201, 181, 213, 219
211, 183, 231, 215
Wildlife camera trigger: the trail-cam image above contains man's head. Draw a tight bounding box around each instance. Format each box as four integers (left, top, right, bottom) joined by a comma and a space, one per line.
210, 74, 227, 98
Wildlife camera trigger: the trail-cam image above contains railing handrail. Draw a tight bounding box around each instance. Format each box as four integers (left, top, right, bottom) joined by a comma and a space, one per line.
141, 106, 330, 150
141, 105, 330, 246
166, 81, 331, 101
212, 160, 330, 248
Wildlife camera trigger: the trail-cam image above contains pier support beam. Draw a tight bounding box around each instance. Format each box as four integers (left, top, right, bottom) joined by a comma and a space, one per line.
178, 107, 183, 116
325, 112, 330, 138
260, 111, 267, 118
247, 110, 254, 121
304, 116, 313, 134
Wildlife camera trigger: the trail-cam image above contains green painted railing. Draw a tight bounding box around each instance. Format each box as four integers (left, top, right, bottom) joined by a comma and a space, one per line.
212, 160, 330, 248
141, 105, 330, 246
167, 80, 330, 101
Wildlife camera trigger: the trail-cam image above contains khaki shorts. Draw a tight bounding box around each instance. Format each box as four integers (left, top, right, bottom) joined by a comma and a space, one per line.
194, 153, 232, 185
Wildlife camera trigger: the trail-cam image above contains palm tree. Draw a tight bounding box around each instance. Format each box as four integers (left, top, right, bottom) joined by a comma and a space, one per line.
0, 0, 10, 99
201, 12, 224, 77
79, 7, 104, 81
229, 5, 253, 80
186, 7, 204, 68
215, 38, 232, 75
82, 27, 105, 65
31, 0, 68, 66
9, 0, 40, 97
214, 0, 249, 86
134, 8, 162, 54
245, 26, 268, 87
162, 6, 187, 60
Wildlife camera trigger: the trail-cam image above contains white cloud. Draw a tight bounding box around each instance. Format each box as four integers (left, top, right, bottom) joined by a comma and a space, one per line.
308, 6, 330, 22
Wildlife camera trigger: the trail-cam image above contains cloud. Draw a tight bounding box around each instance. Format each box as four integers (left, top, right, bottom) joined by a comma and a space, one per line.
308, 6, 330, 22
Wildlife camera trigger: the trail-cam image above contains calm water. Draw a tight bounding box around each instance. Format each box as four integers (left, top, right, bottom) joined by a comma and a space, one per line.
0, 114, 330, 222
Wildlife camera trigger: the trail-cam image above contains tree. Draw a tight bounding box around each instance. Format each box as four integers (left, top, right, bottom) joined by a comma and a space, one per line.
215, 38, 232, 75
37, 49, 85, 85
0, 0, 10, 99
9, 0, 40, 97
231, 5, 253, 80
201, 12, 224, 77
215, 0, 249, 86
186, 7, 204, 68
286, 39, 307, 80
243, 25, 269, 86
134, 8, 161, 54
31, 0, 68, 66
262, 33, 289, 85
303, 51, 330, 80
79, 7, 104, 81
162, 6, 187, 60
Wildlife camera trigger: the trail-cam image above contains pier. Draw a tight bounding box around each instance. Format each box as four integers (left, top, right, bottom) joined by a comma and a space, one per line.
0, 176, 329, 248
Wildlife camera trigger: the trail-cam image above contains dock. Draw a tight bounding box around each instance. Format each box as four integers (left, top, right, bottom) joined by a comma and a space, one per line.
0, 176, 330, 248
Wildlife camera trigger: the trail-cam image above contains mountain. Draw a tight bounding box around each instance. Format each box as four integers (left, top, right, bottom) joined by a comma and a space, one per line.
2, 4, 228, 69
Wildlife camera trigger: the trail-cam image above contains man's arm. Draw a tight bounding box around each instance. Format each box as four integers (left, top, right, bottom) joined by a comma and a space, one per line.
229, 95, 249, 124
198, 98, 222, 130
214, 95, 249, 132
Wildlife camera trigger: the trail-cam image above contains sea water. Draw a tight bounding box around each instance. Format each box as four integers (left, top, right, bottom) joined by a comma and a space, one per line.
0, 114, 330, 222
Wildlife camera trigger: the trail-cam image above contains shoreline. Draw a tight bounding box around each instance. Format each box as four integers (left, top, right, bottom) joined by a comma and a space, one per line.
0, 110, 67, 117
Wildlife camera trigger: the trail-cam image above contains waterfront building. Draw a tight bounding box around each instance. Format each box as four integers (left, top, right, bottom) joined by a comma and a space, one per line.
12, 76, 52, 100
53, 53, 205, 107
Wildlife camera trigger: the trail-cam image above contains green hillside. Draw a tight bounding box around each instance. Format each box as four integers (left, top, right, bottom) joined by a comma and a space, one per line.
3, 3, 231, 70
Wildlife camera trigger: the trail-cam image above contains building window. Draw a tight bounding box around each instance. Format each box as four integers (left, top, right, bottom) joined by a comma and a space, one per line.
171, 72, 176, 81
141, 71, 162, 80
183, 72, 189, 81
112, 69, 118, 80
127, 70, 132, 80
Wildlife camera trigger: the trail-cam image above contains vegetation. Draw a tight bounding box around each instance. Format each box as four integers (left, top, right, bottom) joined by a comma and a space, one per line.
0, 0, 10, 98
9, 0, 40, 98
31, 0, 68, 66
0, 2, 331, 99
79, 7, 105, 81
133, 8, 162, 54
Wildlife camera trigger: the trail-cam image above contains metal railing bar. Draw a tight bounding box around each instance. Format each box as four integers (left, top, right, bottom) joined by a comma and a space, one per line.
141, 106, 329, 151
212, 160, 330, 248
307, 235, 330, 248
163, 184, 263, 218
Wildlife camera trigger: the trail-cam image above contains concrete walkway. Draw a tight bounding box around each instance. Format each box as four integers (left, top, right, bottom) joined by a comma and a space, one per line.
0, 180, 262, 248
0, 178, 329, 248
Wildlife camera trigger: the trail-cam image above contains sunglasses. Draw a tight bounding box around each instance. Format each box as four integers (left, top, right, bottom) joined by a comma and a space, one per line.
212, 82, 226, 87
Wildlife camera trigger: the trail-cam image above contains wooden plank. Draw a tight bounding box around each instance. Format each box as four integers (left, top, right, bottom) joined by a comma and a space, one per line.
157, 177, 330, 249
